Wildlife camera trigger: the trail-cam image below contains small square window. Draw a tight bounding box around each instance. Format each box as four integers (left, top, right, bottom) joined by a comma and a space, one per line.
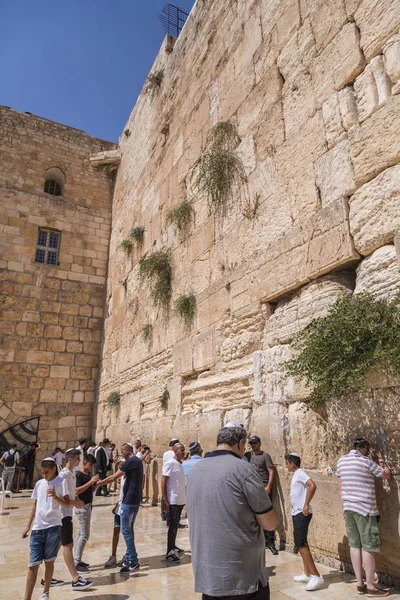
35, 228, 61, 266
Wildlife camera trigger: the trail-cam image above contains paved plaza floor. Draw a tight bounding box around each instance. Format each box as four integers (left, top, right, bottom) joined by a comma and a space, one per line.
2, 491, 399, 600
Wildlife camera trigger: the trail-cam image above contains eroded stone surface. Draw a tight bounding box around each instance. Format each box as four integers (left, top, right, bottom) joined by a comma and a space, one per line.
355, 245, 400, 299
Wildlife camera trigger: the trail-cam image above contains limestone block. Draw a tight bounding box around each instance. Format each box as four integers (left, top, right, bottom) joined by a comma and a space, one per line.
395, 236, 400, 267
384, 35, 400, 90
264, 275, 354, 347
355, 245, 400, 299
253, 346, 309, 406
322, 93, 346, 148
349, 163, 400, 255
370, 55, 392, 106
173, 338, 193, 376
349, 95, 400, 186
255, 197, 359, 302
338, 85, 359, 130
300, 0, 347, 51
237, 65, 283, 136
276, 0, 301, 51
312, 23, 366, 105
219, 330, 261, 363
193, 330, 215, 372
223, 408, 252, 430
235, 135, 256, 176
354, 64, 379, 122
197, 288, 229, 330
314, 141, 356, 206
355, 0, 400, 62
199, 411, 222, 454
282, 74, 317, 137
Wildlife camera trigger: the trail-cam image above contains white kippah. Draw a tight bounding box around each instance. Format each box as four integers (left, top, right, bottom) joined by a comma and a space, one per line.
43, 457, 56, 462
288, 451, 300, 458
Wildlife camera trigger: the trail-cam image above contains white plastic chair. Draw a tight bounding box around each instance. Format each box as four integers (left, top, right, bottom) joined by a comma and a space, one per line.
0, 476, 6, 511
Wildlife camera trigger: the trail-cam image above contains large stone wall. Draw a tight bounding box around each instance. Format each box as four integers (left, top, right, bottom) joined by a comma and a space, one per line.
95, 0, 400, 578
0, 107, 115, 465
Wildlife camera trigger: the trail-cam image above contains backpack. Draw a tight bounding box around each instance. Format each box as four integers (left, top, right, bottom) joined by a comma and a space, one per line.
4, 450, 16, 467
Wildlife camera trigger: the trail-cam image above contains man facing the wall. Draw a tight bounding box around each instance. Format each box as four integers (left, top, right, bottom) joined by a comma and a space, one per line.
337, 438, 391, 598
187, 426, 276, 600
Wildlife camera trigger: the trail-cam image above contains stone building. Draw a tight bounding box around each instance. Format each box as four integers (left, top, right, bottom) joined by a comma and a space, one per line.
1, 0, 400, 582
0, 107, 116, 462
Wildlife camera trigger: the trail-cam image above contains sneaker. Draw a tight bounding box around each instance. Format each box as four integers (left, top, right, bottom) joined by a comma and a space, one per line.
39, 594, 49, 600
116, 556, 126, 568
40, 578, 64, 587
174, 547, 184, 554
294, 574, 311, 583
367, 589, 389, 597
80, 561, 89, 567
305, 575, 325, 591
357, 585, 367, 595
178, 523, 188, 528
104, 555, 117, 568
75, 562, 89, 573
165, 550, 180, 563
266, 543, 278, 555
71, 577, 93, 591
120, 561, 140, 574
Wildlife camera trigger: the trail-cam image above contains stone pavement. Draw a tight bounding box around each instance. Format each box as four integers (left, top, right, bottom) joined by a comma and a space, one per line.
2, 491, 400, 600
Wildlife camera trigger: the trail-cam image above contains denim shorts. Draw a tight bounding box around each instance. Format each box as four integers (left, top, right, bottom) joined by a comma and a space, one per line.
29, 526, 61, 567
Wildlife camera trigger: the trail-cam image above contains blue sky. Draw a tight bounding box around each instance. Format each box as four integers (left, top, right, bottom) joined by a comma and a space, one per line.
1, 0, 195, 141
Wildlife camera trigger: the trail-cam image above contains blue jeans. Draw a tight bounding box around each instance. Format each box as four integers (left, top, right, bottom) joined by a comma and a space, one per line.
29, 526, 61, 567
120, 503, 140, 564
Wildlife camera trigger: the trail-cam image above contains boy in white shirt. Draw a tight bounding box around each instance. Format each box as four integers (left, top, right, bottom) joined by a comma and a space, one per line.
162, 443, 187, 563
58, 449, 93, 591
22, 457, 69, 600
286, 452, 324, 592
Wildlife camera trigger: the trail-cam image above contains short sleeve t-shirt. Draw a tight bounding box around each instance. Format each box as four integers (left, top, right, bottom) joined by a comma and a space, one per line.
337, 450, 384, 516
163, 458, 187, 505
3, 450, 19, 466
76, 471, 94, 505
163, 450, 174, 466
32, 476, 68, 530
290, 468, 312, 516
120, 456, 143, 505
187, 450, 272, 597
58, 467, 76, 518
245, 451, 273, 486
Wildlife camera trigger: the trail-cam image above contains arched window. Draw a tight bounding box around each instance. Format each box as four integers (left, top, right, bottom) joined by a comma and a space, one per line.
43, 167, 65, 196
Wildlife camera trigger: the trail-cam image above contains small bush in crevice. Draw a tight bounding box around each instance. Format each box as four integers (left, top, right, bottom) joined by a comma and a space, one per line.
191, 121, 246, 214
107, 391, 120, 408
140, 249, 172, 308
124, 129, 131, 138
160, 387, 169, 410
141, 323, 153, 344
242, 193, 261, 219
167, 199, 194, 237
175, 293, 196, 324
145, 71, 163, 97
130, 225, 145, 243
120, 238, 133, 255
225, 281, 231, 291
285, 293, 400, 408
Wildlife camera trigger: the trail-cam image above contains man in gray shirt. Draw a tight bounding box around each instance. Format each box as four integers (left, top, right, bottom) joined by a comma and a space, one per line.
187, 426, 277, 600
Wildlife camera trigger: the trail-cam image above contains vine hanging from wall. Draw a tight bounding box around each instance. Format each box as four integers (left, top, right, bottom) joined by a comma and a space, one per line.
140, 249, 172, 308
191, 121, 246, 214
285, 293, 400, 408
175, 292, 196, 324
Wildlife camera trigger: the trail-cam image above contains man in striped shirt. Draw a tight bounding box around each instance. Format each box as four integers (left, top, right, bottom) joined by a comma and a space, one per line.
337, 438, 391, 598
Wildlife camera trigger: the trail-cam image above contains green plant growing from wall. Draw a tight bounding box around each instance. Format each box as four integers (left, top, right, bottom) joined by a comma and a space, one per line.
120, 238, 133, 256
167, 199, 194, 238
129, 225, 145, 243
191, 121, 246, 214
141, 323, 153, 344
107, 391, 120, 408
175, 293, 196, 324
140, 250, 172, 308
160, 387, 169, 410
285, 293, 400, 408
145, 70, 163, 97
225, 281, 231, 291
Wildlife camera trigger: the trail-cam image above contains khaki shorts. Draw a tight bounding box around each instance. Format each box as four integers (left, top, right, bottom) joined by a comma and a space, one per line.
345, 511, 381, 553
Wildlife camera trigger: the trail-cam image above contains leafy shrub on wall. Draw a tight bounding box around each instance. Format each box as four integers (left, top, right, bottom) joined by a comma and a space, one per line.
285, 293, 400, 407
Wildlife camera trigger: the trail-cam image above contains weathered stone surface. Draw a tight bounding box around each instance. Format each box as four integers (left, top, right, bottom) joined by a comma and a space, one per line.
314, 141, 356, 206
384, 35, 400, 89
355, 245, 400, 299
354, 64, 379, 122
349, 163, 400, 255
355, 0, 400, 61
264, 275, 354, 347
349, 95, 400, 185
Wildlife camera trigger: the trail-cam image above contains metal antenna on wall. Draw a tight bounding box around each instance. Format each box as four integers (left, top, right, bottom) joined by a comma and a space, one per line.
159, 3, 189, 38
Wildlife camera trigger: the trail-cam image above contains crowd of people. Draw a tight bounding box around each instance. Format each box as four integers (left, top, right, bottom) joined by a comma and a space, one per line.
19, 427, 392, 600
